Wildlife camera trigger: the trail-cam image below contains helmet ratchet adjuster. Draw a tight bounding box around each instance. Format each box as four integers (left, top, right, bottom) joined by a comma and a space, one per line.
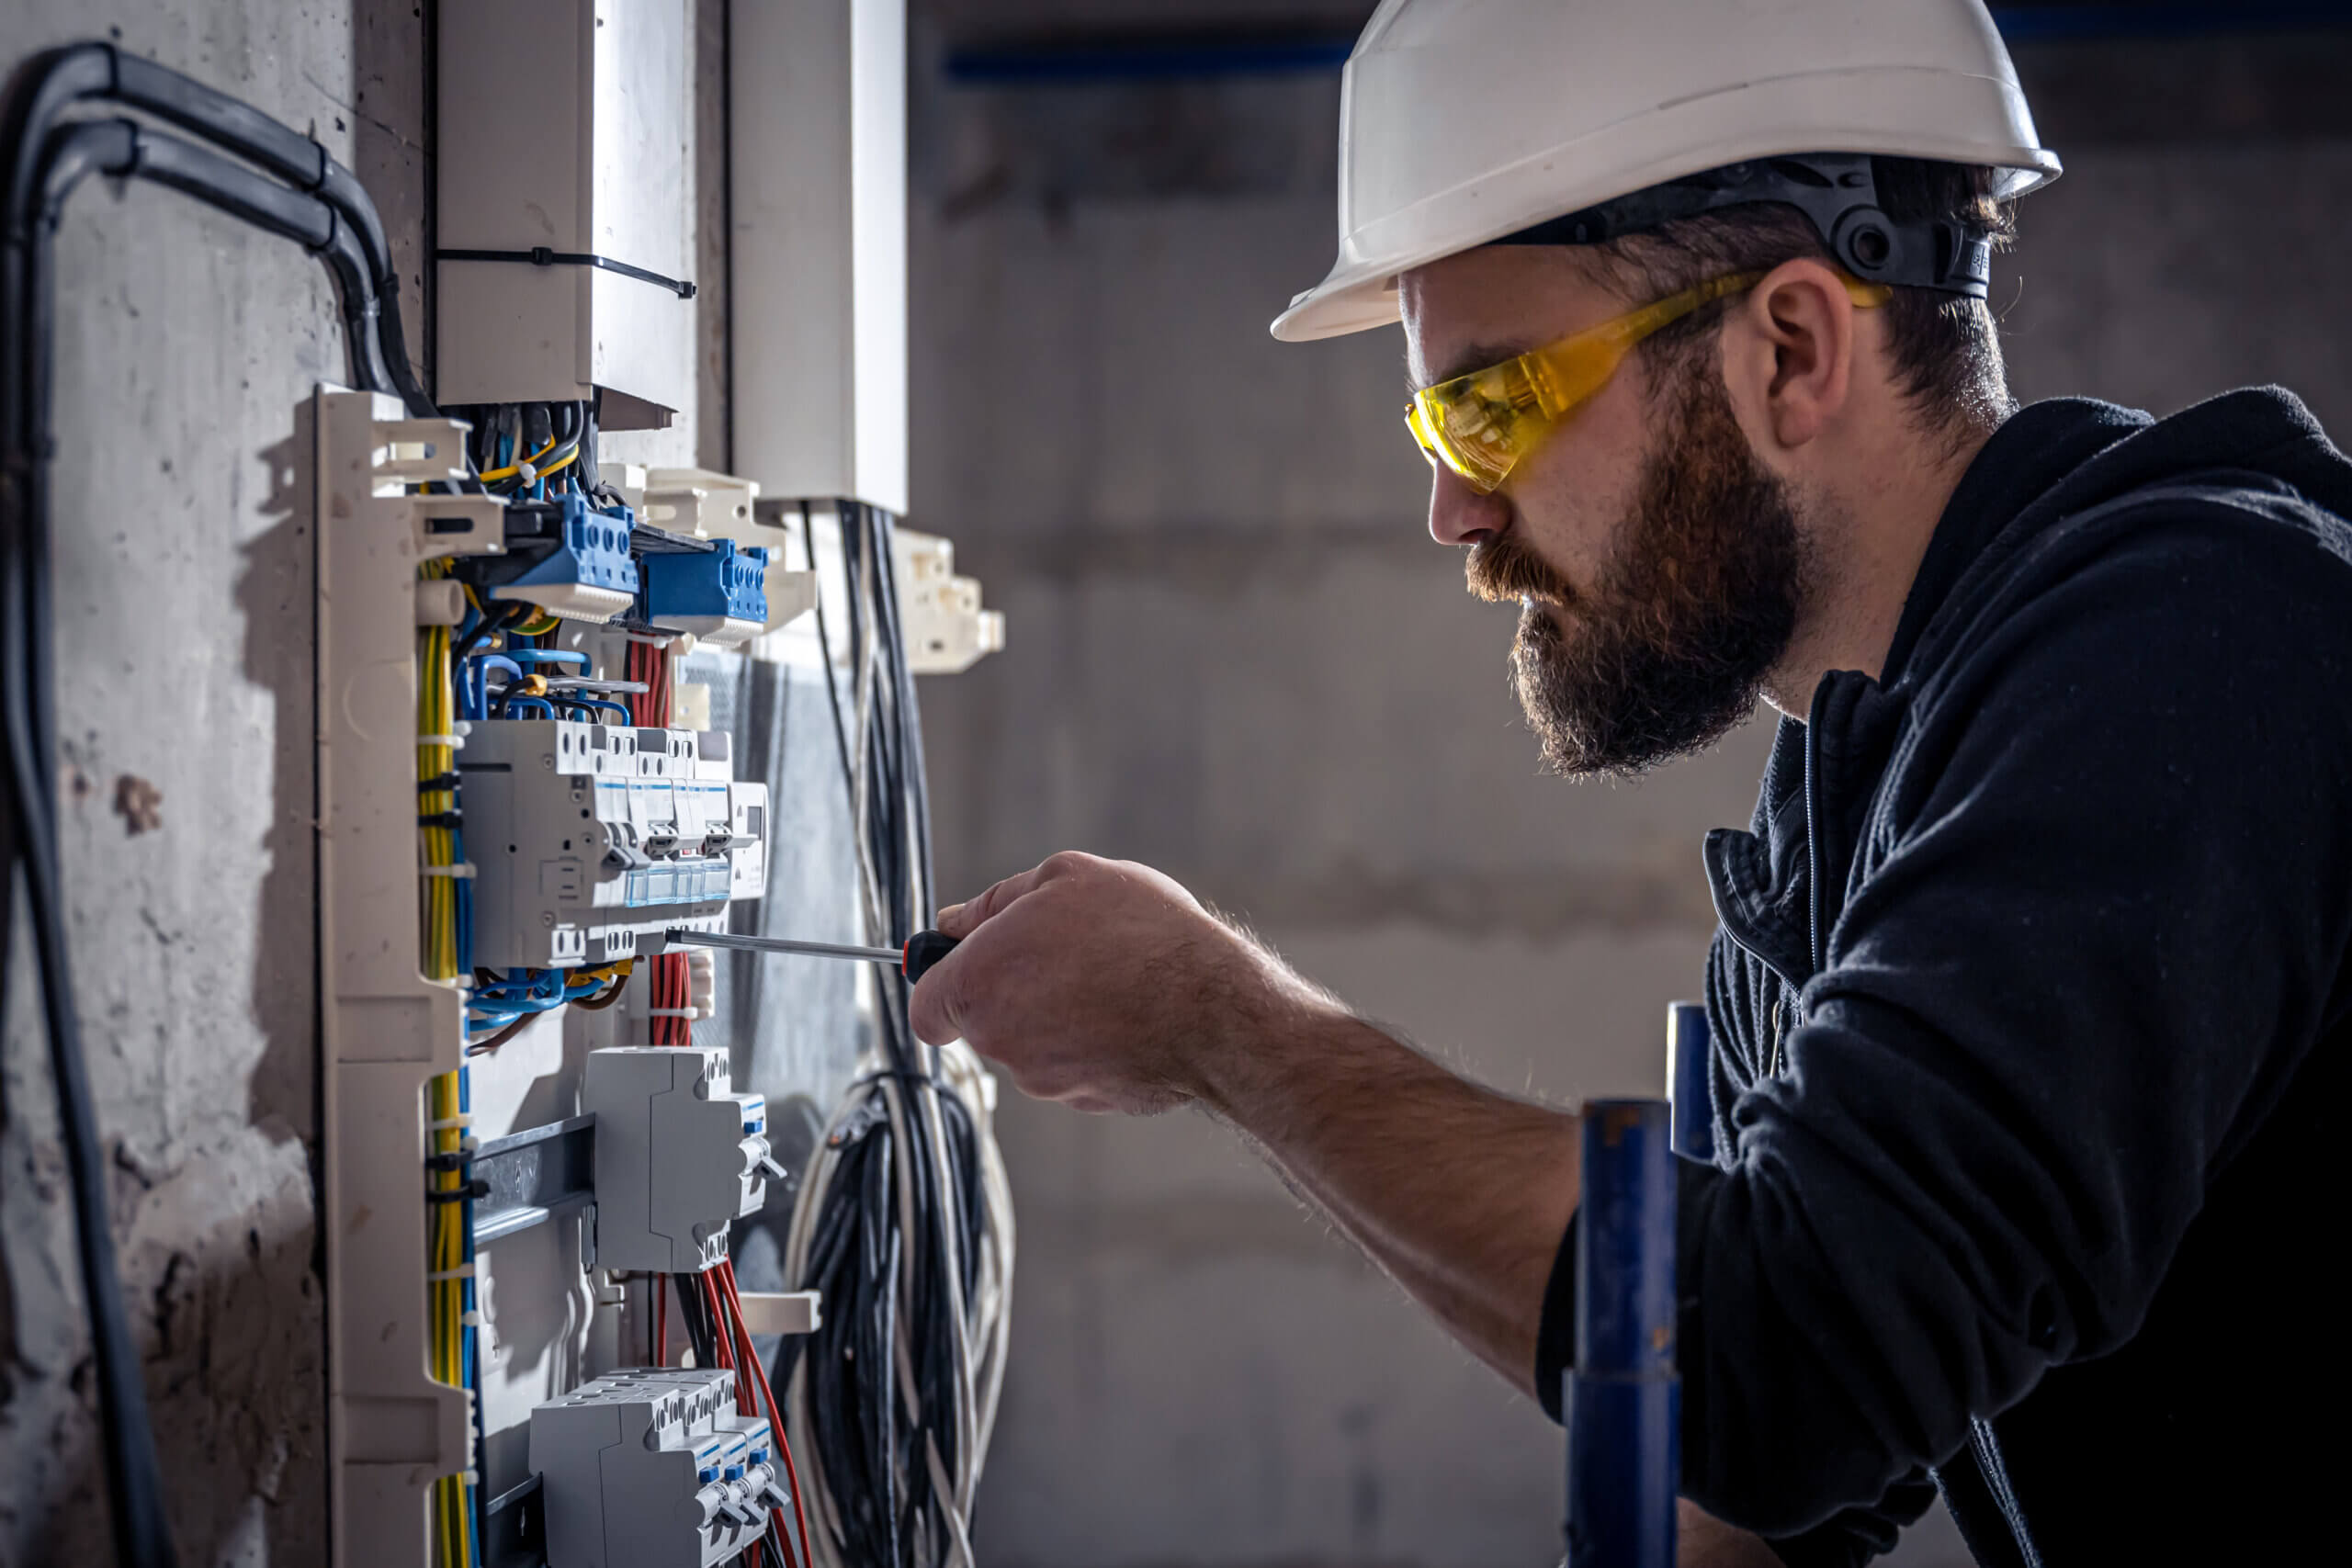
1492, 152, 1993, 299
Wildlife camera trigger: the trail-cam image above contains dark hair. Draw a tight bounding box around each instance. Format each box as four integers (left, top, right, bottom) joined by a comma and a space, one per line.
1570, 158, 2018, 444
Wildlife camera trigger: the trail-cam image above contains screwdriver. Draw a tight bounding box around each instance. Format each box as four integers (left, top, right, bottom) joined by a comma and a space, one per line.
663, 928, 961, 983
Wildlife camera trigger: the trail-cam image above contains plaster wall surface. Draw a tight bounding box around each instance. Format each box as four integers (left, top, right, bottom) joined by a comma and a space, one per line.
910, 26, 2352, 1568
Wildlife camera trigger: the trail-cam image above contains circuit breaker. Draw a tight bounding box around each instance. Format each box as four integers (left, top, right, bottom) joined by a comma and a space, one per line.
584, 1046, 777, 1274
458, 721, 768, 970
531, 1367, 789, 1568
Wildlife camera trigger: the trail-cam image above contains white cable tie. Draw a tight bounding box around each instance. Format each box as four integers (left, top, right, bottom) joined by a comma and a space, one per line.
462, 1309, 482, 1328
416, 733, 467, 750
645, 1007, 698, 1019
427, 1264, 477, 1282
427, 1114, 474, 1130
419, 863, 478, 879
516, 460, 538, 484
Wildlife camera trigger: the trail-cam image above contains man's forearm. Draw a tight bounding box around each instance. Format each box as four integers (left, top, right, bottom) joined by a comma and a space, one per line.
1194, 998, 1582, 1393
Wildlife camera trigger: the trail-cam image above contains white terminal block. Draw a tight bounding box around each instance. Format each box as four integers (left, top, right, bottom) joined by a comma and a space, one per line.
458, 719, 767, 969
532, 1367, 791, 1568
585, 1046, 778, 1273
894, 527, 1004, 673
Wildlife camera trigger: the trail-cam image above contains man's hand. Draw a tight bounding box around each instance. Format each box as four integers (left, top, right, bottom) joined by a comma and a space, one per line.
910, 851, 1582, 1393
909, 851, 1334, 1114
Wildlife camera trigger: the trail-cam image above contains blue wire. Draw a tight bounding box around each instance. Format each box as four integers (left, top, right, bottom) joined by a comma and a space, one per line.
505, 649, 588, 668
501, 696, 558, 721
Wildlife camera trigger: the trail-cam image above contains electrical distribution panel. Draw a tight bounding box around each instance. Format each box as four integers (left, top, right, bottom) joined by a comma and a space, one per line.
583, 1047, 779, 1274
307, 3, 1014, 1560
532, 1368, 789, 1568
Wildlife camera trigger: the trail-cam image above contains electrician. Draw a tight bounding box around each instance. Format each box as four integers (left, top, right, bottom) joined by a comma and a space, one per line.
910, 2, 2351, 1562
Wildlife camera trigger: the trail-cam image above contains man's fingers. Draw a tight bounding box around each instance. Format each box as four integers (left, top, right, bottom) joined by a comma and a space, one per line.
907, 953, 964, 1046
933, 851, 1097, 938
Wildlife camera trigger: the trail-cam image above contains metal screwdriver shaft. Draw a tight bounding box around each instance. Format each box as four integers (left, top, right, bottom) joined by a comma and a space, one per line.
664, 928, 961, 982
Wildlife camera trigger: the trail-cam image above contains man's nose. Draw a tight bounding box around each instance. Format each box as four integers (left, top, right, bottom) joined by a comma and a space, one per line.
1428, 466, 1508, 547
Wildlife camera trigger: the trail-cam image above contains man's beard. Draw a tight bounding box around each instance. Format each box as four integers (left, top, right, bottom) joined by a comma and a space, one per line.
1466, 360, 1807, 778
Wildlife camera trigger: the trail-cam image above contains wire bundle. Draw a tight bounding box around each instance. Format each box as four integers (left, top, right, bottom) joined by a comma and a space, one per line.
418, 561, 470, 983
772, 503, 1014, 1568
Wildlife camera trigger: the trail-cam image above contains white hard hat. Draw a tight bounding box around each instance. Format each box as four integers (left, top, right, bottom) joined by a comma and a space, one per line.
1272, 0, 2060, 343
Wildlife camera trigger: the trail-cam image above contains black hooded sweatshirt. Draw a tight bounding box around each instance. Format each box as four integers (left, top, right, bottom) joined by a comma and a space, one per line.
1532, 388, 2352, 1566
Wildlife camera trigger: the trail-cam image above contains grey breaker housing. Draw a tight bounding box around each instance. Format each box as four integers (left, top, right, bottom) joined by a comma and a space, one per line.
458, 717, 768, 969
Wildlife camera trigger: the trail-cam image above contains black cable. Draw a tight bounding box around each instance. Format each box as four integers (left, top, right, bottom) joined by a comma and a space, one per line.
4, 42, 431, 413
3, 110, 176, 1568
774, 498, 984, 1566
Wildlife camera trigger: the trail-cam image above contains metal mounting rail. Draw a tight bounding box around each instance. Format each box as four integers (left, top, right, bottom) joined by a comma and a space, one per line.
470, 1114, 597, 1246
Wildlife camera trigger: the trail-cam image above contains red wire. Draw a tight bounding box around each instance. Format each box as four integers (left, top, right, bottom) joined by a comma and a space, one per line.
720, 1259, 813, 1568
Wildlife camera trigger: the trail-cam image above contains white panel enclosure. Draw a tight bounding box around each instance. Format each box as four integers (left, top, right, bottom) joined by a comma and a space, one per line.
729, 0, 910, 512
436, 0, 695, 423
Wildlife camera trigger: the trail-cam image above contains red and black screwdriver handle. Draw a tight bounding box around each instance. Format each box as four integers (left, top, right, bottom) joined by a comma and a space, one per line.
901, 930, 960, 983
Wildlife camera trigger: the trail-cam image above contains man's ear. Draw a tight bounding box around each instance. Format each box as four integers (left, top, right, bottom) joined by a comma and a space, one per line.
1724, 257, 1860, 457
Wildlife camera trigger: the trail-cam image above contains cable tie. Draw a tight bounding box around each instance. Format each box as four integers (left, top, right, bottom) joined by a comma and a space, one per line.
417, 772, 461, 792
427, 1179, 491, 1203
416, 732, 468, 749
645, 1007, 698, 1019
462, 1310, 482, 1328
427, 1264, 478, 1282
425, 1149, 475, 1171
427, 1114, 474, 1130
419, 863, 478, 879
417, 810, 464, 829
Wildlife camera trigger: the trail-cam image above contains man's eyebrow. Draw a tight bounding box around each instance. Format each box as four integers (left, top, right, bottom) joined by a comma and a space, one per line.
1406, 341, 1530, 391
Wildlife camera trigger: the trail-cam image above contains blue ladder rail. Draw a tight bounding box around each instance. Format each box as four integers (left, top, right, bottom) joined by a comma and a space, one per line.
1566, 1098, 1679, 1567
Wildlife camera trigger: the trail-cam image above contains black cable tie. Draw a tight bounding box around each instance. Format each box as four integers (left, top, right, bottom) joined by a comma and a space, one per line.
425, 1149, 475, 1171
435, 246, 695, 299
427, 1179, 492, 1203
417, 773, 460, 793
417, 810, 464, 829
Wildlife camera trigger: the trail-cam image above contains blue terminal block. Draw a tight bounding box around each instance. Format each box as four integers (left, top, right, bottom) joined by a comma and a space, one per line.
492, 493, 640, 623
1566, 1099, 1679, 1568
638, 539, 769, 647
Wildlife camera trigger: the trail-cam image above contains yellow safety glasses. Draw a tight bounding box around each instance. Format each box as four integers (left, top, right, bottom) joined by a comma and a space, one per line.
1406, 270, 1893, 493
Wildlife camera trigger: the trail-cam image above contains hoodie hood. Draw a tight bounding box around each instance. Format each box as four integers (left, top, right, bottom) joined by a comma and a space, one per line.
1882, 387, 2352, 687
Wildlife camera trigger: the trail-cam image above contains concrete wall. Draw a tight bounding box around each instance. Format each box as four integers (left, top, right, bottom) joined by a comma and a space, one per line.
0, 6, 417, 1562
908, 21, 2352, 1568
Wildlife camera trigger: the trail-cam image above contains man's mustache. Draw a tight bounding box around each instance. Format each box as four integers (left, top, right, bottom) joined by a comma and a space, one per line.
1466, 531, 1578, 607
